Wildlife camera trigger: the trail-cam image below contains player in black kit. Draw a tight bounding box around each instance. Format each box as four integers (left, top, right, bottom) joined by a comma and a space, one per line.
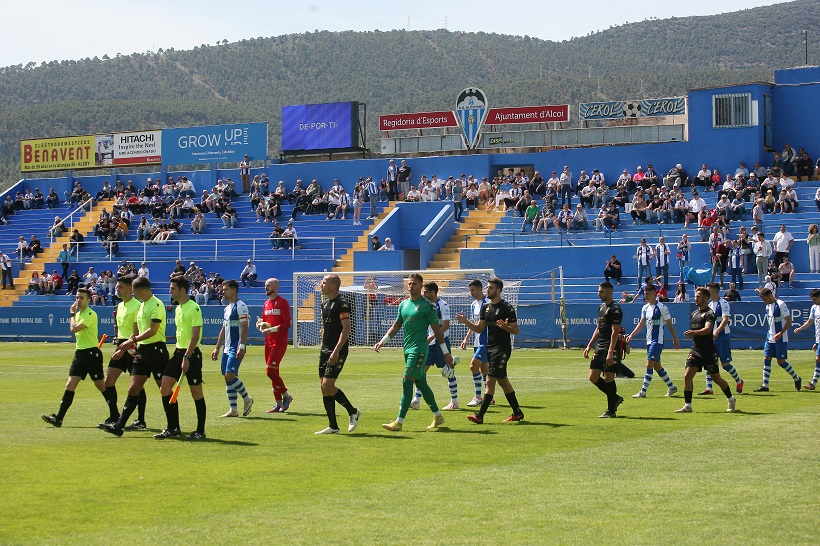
457, 277, 524, 423
677, 287, 737, 413
314, 274, 360, 435
584, 282, 625, 418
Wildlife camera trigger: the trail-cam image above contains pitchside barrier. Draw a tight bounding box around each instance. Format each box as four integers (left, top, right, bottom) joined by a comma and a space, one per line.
2, 301, 815, 350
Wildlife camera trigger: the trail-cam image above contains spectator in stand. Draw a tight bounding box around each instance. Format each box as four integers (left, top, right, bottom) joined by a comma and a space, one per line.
782, 144, 797, 175
694, 163, 711, 190
520, 200, 539, 234
664, 163, 690, 191
397, 160, 412, 199
571, 203, 589, 230
352, 183, 364, 225
465, 183, 479, 210
334, 187, 350, 220
555, 203, 572, 231
371, 235, 380, 251
772, 224, 794, 266
710, 239, 730, 288
753, 232, 773, 288
729, 194, 746, 221
635, 238, 653, 286
534, 199, 555, 234
221, 203, 238, 228
795, 151, 813, 181
673, 282, 689, 302
807, 224, 820, 273
45, 188, 60, 209
559, 165, 573, 207
27, 271, 42, 295
404, 186, 421, 202
378, 237, 395, 251
65, 270, 80, 295
365, 177, 379, 219
677, 234, 691, 282
269, 221, 285, 249
630, 192, 648, 225
685, 190, 706, 228
653, 236, 672, 289
616, 169, 631, 191
49, 216, 67, 238
191, 212, 206, 234
281, 221, 298, 250
724, 282, 741, 302
778, 257, 795, 289
240, 260, 257, 287
604, 255, 622, 284
770, 152, 785, 178
531, 171, 546, 197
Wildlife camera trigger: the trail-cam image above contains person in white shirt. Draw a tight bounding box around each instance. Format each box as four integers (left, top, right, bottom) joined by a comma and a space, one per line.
378, 237, 395, 251
685, 191, 706, 228
755, 288, 801, 392
771, 224, 794, 266
240, 260, 257, 287
138, 262, 150, 279
282, 222, 298, 250
405, 187, 421, 202
652, 236, 672, 289
421, 180, 438, 202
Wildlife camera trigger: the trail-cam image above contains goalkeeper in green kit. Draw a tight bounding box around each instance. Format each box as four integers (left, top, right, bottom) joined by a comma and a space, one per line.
374, 273, 453, 431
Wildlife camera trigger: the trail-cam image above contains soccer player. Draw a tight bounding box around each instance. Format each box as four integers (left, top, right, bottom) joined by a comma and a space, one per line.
677, 287, 737, 413
793, 288, 820, 390
457, 277, 524, 423
460, 279, 491, 407
626, 284, 680, 398
212, 280, 254, 418
315, 274, 360, 434
98, 275, 144, 428
409, 282, 459, 410
259, 277, 293, 413
755, 288, 802, 392
42, 288, 112, 427
102, 276, 169, 437
160, 275, 207, 439
700, 282, 744, 395
583, 282, 625, 418
375, 273, 451, 431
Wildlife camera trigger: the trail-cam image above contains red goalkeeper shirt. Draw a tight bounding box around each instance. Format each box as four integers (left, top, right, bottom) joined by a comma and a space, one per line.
263, 295, 291, 347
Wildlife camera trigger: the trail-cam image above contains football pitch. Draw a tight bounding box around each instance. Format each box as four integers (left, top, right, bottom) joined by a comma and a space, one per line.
2, 343, 818, 545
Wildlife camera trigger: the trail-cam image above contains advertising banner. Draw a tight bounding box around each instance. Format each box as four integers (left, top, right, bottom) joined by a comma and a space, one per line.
484, 105, 569, 124
21, 136, 95, 172
161, 122, 268, 165
379, 111, 458, 131
579, 97, 686, 120
108, 130, 162, 166
281, 102, 357, 152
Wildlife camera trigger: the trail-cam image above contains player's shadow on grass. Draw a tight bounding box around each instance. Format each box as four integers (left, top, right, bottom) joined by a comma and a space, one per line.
712, 410, 772, 416
244, 416, 299, 422
349, 433, 414, 440
196, 438, 259, 446
619, 416, 677, 421
515, 421, 572, 428
435, 428, 499, 434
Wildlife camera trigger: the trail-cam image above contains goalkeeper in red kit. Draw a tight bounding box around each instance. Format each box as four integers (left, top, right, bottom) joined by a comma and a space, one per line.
258, 277, 293, 413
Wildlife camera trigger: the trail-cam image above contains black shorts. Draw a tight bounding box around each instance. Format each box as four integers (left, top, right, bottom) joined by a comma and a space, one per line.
132, 342, 169, 381
685, 351, 720, 375
165, 348, 204, 385
487, 347, 511, 379
590, 349, 621, 373
319, 348, 348, 379
107, 340, 135, 373
68, 347, 104, 381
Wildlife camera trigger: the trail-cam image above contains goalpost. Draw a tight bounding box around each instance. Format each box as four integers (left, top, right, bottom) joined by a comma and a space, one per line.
292, 269, 519, 348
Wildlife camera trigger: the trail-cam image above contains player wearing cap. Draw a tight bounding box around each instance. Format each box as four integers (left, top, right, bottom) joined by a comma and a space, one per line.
793, 289, 820, 390
212, 279, 254, 418
626, 284, 679, 399
408, 282, 459, 410
376, 273, 451, 431
259, 277, 293, 412
315, 274, 360, 434
755, 288, 802, 392
158, 276, 206, 439
42, 288, 111, 427
677, 287, 737, 413
102, 277, 169, 437
699, 283, 744, 395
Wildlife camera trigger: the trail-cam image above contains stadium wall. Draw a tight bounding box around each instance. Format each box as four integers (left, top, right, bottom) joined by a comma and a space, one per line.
771, 67, 820, 158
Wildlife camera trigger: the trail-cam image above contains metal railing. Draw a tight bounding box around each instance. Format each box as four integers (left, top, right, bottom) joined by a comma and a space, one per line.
47, 236, 338, 263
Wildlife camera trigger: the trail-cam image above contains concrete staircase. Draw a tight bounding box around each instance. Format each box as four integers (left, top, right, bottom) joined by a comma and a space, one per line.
332, 201, 398, 273
427, 207, 508, 269
0, 199, 115, 307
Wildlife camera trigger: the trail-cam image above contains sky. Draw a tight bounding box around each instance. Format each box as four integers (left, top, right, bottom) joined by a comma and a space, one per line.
0, 0, 794, 68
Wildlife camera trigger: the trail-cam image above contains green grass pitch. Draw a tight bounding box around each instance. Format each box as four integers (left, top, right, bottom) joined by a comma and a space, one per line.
2, 343, 818, 545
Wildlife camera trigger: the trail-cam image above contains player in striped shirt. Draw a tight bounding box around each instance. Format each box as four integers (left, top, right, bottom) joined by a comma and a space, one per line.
626, 284, 679, 398
793, 289, 820, 390
755, 288, 802, 392
460, 279, 491, 407
701, 283, 744, 395
652, 236, 671, 290
408, 282, 459, 410
212, 280, 254, 417
635, 238, 653, 286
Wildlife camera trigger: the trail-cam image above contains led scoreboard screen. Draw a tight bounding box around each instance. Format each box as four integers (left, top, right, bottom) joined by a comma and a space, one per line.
281, 101, 359, 152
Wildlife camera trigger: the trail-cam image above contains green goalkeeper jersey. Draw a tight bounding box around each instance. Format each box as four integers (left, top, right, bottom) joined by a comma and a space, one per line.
396, 296, 440, 354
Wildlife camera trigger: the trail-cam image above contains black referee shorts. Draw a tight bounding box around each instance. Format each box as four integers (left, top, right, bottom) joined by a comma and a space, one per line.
69, 347, 104, 381
132, 342, 169, 381
107, 339, 135, 373
165, 347, 204, 385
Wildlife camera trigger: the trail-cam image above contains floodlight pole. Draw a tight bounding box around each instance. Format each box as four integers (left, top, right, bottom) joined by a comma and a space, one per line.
804, 30, 809, 66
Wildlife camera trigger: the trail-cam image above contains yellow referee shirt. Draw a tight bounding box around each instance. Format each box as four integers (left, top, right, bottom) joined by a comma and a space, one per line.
74, 307, 98, 350
136, 295, 166, 345
115, 298, 140, 340
175, 299, 203, 349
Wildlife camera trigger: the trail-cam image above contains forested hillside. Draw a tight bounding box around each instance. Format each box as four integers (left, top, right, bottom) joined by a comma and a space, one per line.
1, 0, 819, 188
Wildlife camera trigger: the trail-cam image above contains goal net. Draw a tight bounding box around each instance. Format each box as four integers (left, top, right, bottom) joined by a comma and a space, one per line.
293, 269, 519, 348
